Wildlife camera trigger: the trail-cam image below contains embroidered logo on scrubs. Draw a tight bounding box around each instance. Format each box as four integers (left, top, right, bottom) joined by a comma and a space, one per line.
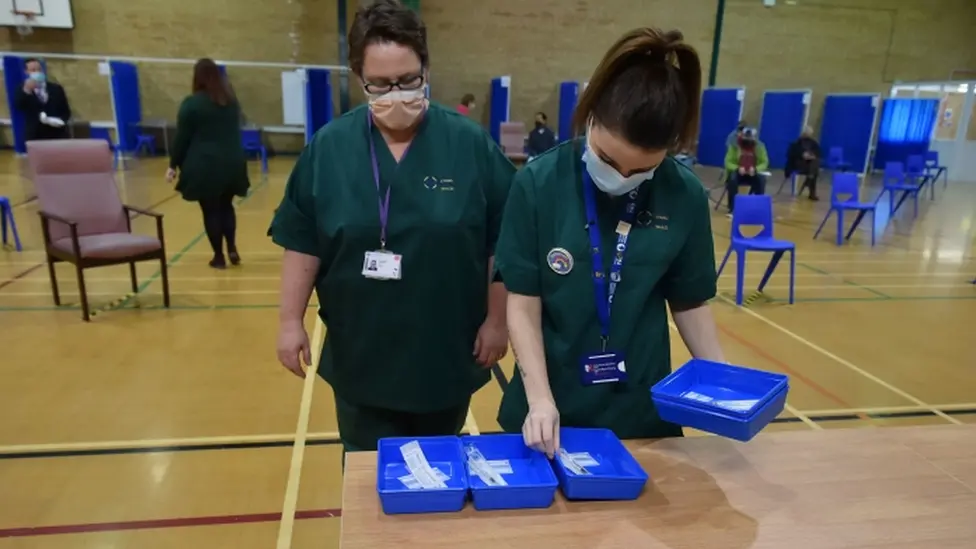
423, 176, 455, 191
546, 247, 573, 275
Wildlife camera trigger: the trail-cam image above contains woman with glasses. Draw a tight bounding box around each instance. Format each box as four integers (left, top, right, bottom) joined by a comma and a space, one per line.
269, 0, 515, 452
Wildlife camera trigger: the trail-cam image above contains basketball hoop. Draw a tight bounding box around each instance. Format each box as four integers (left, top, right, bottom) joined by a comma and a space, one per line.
12, 10, 37, 37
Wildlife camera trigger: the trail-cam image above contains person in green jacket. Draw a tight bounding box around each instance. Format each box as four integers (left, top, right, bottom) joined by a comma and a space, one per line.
167, 58, 250, 269
723, 127, 769, 215
494, 28, 726, 457
269, 0, 514, 452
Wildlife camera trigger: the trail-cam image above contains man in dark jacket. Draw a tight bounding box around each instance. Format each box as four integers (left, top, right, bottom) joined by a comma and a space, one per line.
15, 58, 72, 141
526, 111, 556, 159
785, 126, 821, 200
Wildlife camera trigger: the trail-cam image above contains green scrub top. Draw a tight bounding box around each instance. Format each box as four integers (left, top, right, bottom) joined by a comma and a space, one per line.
494, 139, 717, 439
270, 103, 515, 413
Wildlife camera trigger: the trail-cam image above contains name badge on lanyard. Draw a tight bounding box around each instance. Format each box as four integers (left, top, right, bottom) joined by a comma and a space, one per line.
364, 113, 410, 281
579, 163, 639, 386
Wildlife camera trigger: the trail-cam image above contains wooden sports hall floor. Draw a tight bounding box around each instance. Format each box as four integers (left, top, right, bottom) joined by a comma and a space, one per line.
0, 154, 972, 548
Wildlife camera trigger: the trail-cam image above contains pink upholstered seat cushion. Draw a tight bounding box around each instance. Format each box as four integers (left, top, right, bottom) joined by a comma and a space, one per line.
52, 233, 162, 259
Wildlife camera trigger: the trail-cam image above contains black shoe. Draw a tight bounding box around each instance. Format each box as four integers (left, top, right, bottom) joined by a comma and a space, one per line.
228, 251, 241, 266
209, 256, 227, 269
808, 195, 820, 201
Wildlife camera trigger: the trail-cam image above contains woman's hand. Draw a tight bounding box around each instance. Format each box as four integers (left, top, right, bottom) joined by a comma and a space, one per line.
473, 316, 508, 367
523, 398, 560, 458
277, 320, 311, 378
165, 168, 177, 182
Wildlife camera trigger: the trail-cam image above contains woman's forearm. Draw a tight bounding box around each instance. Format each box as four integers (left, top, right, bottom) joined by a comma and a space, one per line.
507, 293, 554, 405
279, 250, 320, 325
671, 302, 725, 363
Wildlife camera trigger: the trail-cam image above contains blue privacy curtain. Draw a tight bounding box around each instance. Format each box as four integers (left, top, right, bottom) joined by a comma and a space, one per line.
697, 88, 743, 167
872, 98, 939, 169
3, 56, 28, 153
558, 81, 579, 142
304, 69, 333, 143
759, 91, 809, 170
109, 61, 142, 153
819, 94, 878, 173
489, 76, 511, 144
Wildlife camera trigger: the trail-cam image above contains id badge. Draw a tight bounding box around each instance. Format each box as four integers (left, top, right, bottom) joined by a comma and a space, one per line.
580, 352, 627, 385
362, 250, 402, 280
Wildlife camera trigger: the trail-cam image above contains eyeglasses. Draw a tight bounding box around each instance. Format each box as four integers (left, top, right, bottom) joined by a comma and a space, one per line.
363, 74, 425, 95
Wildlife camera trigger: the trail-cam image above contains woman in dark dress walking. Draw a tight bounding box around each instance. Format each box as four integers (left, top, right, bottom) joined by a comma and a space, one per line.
167, 58, 250, 269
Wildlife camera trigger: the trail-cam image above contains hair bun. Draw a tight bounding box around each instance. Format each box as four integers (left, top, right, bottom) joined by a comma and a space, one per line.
664, 30, 684, 45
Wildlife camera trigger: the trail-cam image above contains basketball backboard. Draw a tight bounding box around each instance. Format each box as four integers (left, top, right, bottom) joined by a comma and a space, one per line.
0, 0, 75, 30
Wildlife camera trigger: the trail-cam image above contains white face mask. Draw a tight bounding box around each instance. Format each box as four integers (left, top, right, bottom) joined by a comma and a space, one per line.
582, 135, 657, 196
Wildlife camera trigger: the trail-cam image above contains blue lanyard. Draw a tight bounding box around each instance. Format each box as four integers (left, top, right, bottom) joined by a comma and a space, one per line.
581, 167, 640, 351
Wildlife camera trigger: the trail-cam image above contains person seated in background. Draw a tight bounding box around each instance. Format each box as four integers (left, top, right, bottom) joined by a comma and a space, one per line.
785, 126, 821, 201
725, 119, 747, 149
723, 127, 768, 215
456, 93, 475, 116
15, 58, 72, 141
526, 111, 556, 159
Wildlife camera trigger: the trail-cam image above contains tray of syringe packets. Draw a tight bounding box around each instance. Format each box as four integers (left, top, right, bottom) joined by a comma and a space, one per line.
376, 428, 648, 514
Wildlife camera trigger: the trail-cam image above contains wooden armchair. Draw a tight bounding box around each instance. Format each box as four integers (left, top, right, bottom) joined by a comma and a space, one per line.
26, 139, 170, 321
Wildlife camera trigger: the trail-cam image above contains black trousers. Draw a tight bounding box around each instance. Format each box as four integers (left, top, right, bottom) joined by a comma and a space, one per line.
797, 158, 820, 197
726, 172, 766, 212
198, 194, 237, 257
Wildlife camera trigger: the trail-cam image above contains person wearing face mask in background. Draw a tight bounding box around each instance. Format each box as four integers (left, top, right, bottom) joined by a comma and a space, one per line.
494, 28, 725, 457
526, 111, 556, 161
723, 127, 769, 215
15, 58, 72, 142
268, 0, 515, 453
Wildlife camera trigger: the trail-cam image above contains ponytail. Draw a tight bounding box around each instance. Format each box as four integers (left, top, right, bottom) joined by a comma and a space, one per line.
572, 28, 702, 152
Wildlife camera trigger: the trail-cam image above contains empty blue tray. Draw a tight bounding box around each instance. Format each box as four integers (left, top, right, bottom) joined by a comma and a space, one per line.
652, 359, 789, 417
551, 428, 648, 501
460, 434, 559, 511
651, 359, 790, 442
376, 436, 468, 515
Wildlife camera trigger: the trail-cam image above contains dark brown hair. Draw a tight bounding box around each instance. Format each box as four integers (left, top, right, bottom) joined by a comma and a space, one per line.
192, 58, 232, 106
348, 0, 428, 75
572, 28, 702, 152
460, 93, 475, 106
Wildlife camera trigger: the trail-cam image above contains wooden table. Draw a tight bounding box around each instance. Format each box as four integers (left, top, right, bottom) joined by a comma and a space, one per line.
340, 425, 976, 548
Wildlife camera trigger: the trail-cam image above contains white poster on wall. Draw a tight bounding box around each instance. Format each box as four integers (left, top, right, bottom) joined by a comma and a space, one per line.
281, 70, 307, 126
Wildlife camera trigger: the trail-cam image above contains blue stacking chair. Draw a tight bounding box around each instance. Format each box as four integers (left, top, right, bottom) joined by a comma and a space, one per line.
826, 147, 850, 172
881, 161, 919, 219
813, 172, 877, 247
906, 154, 935, 201
241, 128, 268, 173
924, 150, 948, 189
0, 196, 23, 251
717, 195, 796, 305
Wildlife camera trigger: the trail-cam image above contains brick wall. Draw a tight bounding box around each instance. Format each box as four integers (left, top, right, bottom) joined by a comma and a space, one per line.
1, 0, 973, 150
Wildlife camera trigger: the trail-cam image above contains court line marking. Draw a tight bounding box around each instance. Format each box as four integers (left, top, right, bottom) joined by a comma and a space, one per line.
713, 294, 963, 425
464, 408, 481, 436
666, 320, 820, 430
800, 404, 976, 416
276, 317, 325, 549
0, 432, 341, 455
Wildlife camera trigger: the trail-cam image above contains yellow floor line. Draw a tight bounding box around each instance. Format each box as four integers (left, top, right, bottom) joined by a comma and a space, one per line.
464, 408, 481, 436
799, 404, 976, 416
276, 317, 325, 549
714, 295, 963, 425
0, 431, 341, 454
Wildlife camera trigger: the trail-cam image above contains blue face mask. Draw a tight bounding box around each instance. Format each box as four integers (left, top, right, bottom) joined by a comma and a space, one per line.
582, 135, 657, 196
28, 72, 45, 83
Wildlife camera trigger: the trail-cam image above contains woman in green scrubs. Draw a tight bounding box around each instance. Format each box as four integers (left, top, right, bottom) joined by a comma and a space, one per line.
494, 28, 726, 457
269, 0, 514, 452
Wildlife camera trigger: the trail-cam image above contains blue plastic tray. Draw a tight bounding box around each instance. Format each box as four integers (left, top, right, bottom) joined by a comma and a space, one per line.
376, 436, 468, 515
652, 359, 789, 417
653, 381, 789, 442
551, 428, 648, 501
460, 434, 558, 511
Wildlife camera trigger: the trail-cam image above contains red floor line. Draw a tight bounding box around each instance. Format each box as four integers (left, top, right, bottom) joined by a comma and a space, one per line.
0, 193, 180, 292
0, 508, 341, 538
716, 323, 868, 419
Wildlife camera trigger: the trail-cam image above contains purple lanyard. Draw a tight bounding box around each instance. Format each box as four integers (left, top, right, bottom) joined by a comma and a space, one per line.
366, 113, 418, 249
366, 113, 391, 249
